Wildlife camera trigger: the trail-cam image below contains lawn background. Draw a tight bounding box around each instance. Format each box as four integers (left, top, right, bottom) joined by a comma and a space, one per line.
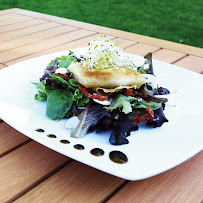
0, 0, 202, 48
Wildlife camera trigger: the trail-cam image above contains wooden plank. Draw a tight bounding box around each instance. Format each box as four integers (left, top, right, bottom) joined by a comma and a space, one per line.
174, 55, 203, 73
0, 8, 18, 16
15, 8, 203, 57
0, 63, 6, 70
15, 161, 125, 203
0, 21, 61, 42
113, 38, 137, 49
0, 141, 70, 203
0, 19, 47, 34
0, 122, 29, 157
125, 43, 161, 56
152, 49, 187, 64
0, 15, 35, 27
4, 35, 137, 66
107, 151, 203, 203
1, 29, 96, 64
5, 34, 97, 66
0, 13, 22, 21
0, 25, 75, 51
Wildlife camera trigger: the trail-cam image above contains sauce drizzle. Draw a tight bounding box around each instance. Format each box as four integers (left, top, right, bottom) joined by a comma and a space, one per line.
90, 148, 104, 156
109, 151, 128, 164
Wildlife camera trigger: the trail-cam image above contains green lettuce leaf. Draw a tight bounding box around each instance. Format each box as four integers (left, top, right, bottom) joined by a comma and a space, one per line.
34, 80, 47, 101
34, 91, 47, 101
105, 94, 162, 114
46, 89, 73, 120
47, 53, 77, 68
150, 102, 162, 110
48, 75, 79, 91
77, 96, 90, 107
73, 88, 83, 101
72, 88, 90, 107
105, 95, 140, 114
58, 57, 75, 68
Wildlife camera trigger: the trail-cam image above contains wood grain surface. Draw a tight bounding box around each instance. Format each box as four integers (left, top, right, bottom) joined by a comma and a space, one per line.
125, 43, 161, 56
0, 15, 34, 26
0, 21, 61, 42
0, 29, 95, 64
0, 8, 202, 203
5, 35, 137, 66
0, 24, 74, 51
15, 162, 125, 203
174, 55, 203, 73
0, 19, 47, 34
0, 141, 69, 203
0, 63, 6, 69
152, 49, 187, 64
0, 122, 30, 157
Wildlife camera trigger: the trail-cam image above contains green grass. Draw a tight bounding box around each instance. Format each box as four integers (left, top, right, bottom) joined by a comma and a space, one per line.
0, 0, 203, 48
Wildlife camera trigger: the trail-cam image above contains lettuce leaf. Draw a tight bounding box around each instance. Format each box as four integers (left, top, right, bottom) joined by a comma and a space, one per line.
105, 95, 139, 114
34, 80, 47, 101
48, 74, 74, 89
34, 91, 47, 101
46, 89, 73, 120
72, 88, 90, 107
48, 54, 77, 68
77, 96, 90, 107
105, 94, 162, 114
71, 103, 110, 138
34, 76, 89, 120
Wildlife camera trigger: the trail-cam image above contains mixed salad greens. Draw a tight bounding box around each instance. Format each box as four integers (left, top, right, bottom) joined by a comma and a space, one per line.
34, 36, 169, 145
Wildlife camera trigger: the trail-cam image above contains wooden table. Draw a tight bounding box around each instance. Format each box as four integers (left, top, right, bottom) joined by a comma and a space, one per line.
0, 8, 203, 203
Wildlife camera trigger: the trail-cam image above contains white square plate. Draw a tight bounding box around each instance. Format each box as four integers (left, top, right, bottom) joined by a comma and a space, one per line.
0, 47, 202, 180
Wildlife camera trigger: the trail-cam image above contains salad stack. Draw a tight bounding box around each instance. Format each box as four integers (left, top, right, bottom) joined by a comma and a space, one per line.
34, 36, 169, 145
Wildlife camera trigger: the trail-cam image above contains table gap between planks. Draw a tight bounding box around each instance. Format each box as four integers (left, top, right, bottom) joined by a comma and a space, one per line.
0, 8, 202, 203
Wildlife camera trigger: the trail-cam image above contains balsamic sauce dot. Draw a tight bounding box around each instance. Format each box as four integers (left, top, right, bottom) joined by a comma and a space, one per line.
60, 140, 70, 144
90, 148, 104, 156
109, 151, 128, 164
74, 144, 84, 150
35, 129, 45, 132
47, 134, 57, 138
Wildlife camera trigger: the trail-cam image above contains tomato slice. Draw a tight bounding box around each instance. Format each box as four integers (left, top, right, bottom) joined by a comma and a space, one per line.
77, 84, 108, 101
133, 106, 154, 125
